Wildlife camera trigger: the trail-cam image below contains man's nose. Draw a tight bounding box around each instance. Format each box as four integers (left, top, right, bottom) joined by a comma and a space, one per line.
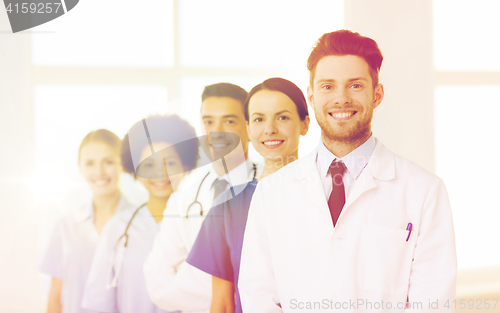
333, 88, 352, 105
209, 120, 227, 133
209, 130, 226, 140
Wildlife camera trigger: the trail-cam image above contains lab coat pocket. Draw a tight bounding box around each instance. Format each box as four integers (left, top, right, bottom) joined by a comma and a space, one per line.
358, 224, 414, 295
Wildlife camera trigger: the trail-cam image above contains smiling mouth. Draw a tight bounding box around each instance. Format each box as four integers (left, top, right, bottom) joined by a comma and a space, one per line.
210, 142, 231, 149
262, 140, 284, 148
328, 111, 357, 120
151, 181, 171, 188
93, 179, 111, 186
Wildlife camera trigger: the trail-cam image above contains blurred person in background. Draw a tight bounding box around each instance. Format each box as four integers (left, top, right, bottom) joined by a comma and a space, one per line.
186, 77, 310, 313
38, 129, 134, 313
82, 115, 198, 313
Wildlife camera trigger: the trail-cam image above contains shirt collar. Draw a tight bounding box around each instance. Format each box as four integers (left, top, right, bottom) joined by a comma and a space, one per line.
317, 134, 376, 179
208, 158, 255, 190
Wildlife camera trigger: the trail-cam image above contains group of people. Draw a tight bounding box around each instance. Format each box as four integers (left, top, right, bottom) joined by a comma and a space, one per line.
38, 30, 457, 313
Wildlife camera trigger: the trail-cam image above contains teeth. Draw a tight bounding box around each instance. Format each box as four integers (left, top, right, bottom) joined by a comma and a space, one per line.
94, 180, 109, 186
152, 181, 169, 187
263, 141, 283, 146
331, 112, 354, 118
212, 143, 228, 148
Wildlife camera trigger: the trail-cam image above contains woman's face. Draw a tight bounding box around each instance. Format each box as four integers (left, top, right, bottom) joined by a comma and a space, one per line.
136, 142, 185, 201
247, 90, 309, 161
79, 142, 122, 197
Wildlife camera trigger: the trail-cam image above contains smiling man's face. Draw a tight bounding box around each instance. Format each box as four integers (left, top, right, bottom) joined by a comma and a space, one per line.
200, 96, 249, 160
307, 55, 384, 145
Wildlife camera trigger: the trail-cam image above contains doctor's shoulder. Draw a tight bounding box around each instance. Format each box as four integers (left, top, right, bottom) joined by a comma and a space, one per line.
391, 152, 444, 187
40, 201, 95, 249
211, 180, 258, 214
175, 165, 210, 192
44, 205, 82, 241
94, 204, 137, 242
257, 156, 307, 190
62, 200, 93, 225
165, 165, 212, 215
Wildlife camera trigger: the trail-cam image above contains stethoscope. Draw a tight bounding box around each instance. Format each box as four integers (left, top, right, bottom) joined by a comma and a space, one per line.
105, 163, 257, 288
186, 163, 257, 217
106, 202, 147, 289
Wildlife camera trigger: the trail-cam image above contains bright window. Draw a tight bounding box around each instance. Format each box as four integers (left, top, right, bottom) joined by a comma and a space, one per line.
34, 85, 167, 205
435, 86, 500, 269
179, 0, 343, 69
434, 0, 500, 270
31, 0, 174, 67
434, 0, 500, 71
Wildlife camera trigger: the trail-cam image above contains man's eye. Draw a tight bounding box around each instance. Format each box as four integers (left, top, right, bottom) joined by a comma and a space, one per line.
106, 160, 115, 165
278, 116, 289, 121
253, 117, 263, 123
322, 85, 333, 90
225, 120, 235, 124
351, 84, 362, 89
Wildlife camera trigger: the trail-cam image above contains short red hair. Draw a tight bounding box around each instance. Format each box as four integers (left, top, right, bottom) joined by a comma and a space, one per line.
307, 30, 383, 88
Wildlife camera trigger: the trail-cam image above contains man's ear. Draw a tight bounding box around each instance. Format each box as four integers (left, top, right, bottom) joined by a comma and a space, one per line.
307, 85, 315, 110
373, 83, 384, 109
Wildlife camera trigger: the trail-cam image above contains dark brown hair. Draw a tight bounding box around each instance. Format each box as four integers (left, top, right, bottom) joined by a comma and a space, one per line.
244, 77, 309, 122
243, 77, 309, 122
201, 82, 248, 111
121, 115, 198, 176
307, 30, 383, 88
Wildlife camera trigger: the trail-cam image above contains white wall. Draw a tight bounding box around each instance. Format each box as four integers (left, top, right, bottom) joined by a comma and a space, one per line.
345, 0, 435, 173
0, 8, 44, 313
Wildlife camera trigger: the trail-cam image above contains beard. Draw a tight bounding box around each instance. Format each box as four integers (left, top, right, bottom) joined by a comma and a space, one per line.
315, 107, 373, 144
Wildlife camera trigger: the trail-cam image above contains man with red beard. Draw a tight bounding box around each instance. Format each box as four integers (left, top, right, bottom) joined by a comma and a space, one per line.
238, 30, 456, 313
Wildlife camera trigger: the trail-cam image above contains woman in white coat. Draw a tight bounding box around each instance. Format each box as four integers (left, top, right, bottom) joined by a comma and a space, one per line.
82, 115, 198, 313
38, 129, 133, 313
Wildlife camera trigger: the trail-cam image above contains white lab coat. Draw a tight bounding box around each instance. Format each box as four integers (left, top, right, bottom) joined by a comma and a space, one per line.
239, 138, 457, 313
143, 159, 260, 313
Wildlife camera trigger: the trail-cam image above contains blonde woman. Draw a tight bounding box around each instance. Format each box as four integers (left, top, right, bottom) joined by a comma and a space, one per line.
38, 129, 133, 313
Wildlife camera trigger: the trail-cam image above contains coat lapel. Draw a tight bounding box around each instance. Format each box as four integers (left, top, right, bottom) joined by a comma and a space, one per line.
293, 139, 396, 227
343, 166, 377, 211
343, 138, 395, 211
292, 148, 331, 218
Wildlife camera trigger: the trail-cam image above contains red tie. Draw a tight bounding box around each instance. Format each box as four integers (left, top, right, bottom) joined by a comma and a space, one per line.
328, 160, 346, 227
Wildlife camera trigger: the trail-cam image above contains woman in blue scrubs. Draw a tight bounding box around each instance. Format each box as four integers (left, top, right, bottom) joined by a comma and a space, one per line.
186, 77, 310, 313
